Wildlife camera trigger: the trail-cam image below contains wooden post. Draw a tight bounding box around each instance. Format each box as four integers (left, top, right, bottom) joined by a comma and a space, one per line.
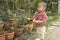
58, 1, 60, 13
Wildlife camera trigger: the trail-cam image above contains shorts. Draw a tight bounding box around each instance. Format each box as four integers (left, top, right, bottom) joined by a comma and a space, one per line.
36, 26, 46, 40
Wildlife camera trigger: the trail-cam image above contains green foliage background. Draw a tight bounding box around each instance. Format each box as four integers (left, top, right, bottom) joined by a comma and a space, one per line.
0, 0, 58, 13
0, 0, 59, 25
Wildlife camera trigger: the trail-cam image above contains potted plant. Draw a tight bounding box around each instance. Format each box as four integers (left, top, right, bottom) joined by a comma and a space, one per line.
27, 18, 34, 30
14, 25, 24, 36
6, 31, 14, 40
5, 22, 14, 40
23, 18, 34, 33
7, 10, 20, 26
0, 30, 6, 40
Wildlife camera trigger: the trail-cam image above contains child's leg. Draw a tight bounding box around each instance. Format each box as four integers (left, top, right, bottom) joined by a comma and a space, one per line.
36, 26, 46, 40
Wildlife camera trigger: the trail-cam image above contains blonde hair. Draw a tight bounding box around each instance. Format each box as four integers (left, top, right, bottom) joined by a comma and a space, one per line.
38, 2, 47, 8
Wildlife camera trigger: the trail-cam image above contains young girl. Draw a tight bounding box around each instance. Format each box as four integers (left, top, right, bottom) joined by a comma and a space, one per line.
33, 2, 48, 40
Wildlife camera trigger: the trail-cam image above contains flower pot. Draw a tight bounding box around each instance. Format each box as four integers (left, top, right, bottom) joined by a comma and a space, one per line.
0, 34, 5, 40
6, 32, 14, 40
9, 19, 19, 26
9, 18, 15, 23
15, 28, 24, 36
28, 23, 33, 31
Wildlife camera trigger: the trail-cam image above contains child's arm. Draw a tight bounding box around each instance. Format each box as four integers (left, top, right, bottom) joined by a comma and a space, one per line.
27, 18, 42, 23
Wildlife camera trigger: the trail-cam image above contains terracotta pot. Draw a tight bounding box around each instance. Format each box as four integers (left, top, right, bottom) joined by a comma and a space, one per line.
28, 23, 33, 30
0, 24, 4, 31
6, 32, 14, 40
9, 19, 19, 26
15, 28, 24, 35
0, 34, 5, 40
9, 18, 15, 23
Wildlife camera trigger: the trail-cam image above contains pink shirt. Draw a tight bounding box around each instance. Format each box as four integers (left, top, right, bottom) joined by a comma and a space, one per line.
33, 11, 48, 27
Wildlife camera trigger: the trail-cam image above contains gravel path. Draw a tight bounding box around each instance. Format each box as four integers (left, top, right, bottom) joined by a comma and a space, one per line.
45, 19, 60, 40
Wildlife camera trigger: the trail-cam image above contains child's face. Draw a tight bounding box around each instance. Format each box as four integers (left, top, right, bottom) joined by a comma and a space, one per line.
37, 4, 45, 12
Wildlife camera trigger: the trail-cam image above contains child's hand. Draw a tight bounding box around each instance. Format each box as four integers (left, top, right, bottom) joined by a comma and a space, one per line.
33, 19, 42, 23
33, 19, 38, 23
37, 20, 42, 23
